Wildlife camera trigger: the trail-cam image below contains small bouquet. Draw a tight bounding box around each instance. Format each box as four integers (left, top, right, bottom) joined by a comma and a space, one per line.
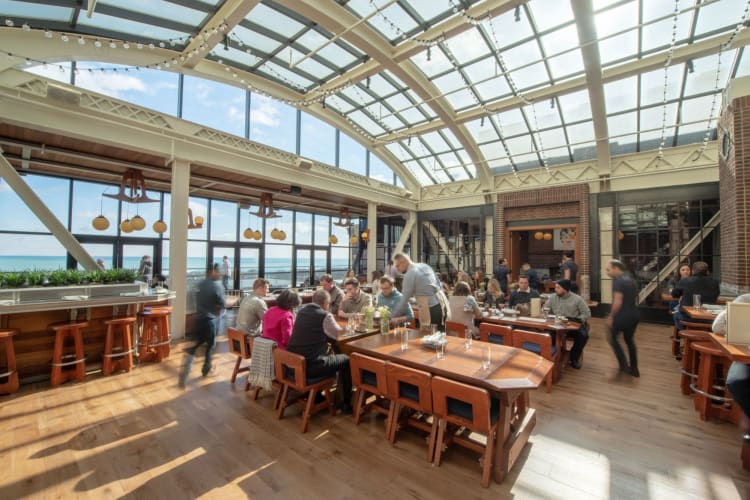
364, 305, 375, 330
378, 306, 391, 334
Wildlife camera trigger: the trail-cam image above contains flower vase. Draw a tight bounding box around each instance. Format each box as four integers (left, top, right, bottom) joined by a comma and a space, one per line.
365, 312, 374, 330
380, 317, 390, 335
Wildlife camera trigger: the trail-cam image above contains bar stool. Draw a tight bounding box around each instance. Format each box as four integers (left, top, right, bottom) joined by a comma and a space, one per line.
49, 321, 88, 387
139, 308, 171, 362
690, 342, 739, 423
102, 317, 136, 375
0, 329, 20, 395
679, 330, 711, 395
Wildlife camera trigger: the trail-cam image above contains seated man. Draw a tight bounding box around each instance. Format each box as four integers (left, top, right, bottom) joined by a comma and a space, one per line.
545, 279, 591, 369
672, 261, 720, 330
320, 273, 344, 315
376, 276, 413, 326
235, 278, 269, 336
520, 263, 539, 292
508, 275, 540, 309
337, 278, 373, 319
287, 290, 352, 414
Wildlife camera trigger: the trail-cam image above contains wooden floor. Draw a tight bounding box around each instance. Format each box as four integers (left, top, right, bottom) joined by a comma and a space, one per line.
2, 318, 750, 499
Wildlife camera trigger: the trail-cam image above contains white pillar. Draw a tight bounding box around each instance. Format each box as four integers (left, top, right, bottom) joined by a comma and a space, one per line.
367, 201, 377, 279
169, 159, 190, 339
0, 151, 98, 269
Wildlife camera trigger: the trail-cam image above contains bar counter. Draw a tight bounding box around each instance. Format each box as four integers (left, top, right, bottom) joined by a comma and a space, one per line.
0, 284, 174, 382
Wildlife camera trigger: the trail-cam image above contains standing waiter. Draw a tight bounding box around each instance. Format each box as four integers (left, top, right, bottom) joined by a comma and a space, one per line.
606, 259, 640, 377
391, 253, 450, 331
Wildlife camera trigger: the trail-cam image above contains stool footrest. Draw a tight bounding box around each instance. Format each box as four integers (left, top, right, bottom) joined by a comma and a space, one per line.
690, 383, 734, 403
0, 369, 16, 378
678, 367, 698, 379
51, 357, 86, 367
103, 348, 135, 358
150, 338, 171, 347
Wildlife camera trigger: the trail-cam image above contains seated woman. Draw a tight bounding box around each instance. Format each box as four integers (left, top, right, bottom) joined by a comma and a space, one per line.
473, 270, 489, 292
448, 281, 482, 338
662, 263, 691, 314
439, 272, 452, 293
483, 278, 505, 308
261, 289, 301, 350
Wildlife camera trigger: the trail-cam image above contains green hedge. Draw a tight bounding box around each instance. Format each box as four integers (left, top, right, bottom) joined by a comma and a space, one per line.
0, 268, 138, 288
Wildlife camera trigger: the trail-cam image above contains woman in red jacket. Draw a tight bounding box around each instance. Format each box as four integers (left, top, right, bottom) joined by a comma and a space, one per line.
261, 289, 301, 350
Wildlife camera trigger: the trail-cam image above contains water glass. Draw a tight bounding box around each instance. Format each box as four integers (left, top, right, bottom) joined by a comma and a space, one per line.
482, 346, 491, 370
693, 294, 702, 309
400, 329, 408, 351
464, 333, 473, 350
436, 341, 445, 359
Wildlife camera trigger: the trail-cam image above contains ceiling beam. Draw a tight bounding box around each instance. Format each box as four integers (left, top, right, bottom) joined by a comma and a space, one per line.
571, 0, 610, 177
377, 27, 750, 142
181, 0, 261, 69
278, 0, 493, 186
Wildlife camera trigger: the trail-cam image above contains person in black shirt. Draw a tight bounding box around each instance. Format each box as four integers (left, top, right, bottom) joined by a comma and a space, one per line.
493, 258, 510, 295
671, 261, 720, 330
606, 260, 640, 377
286, 289, 352, 414
521, 263, 539, 292
560, 251, 578, 293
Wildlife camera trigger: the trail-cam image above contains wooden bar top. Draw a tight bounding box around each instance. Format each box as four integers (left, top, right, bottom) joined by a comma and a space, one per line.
0, 290, 175, 315
682, 306, 723, 322
708, 333, 750, 363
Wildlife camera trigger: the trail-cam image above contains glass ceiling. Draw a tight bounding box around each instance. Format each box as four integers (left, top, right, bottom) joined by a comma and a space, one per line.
1, 0, 748, 186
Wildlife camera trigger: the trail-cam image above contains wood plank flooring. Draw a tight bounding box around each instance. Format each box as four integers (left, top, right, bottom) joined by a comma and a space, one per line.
2, 318, 750, 499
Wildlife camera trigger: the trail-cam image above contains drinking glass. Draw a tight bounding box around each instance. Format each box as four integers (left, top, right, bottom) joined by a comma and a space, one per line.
400, 329, 409, 351
693, 294, 702, 309
482, 345, 491, 370
436, 341, 445, 359
464, 332, 473, 350
430, 324, 437, 336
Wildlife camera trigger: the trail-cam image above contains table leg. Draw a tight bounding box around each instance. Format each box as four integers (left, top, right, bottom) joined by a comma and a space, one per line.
493, 390, 536, 483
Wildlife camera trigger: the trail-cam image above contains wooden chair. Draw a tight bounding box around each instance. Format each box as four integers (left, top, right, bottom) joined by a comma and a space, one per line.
679, 329, 711, 395
274, 349, 336, 433
431, 375, 500, 488
513, 328, 557, 393
350, 353, 390, 435
227, 327, 252, 391
385, 362, 437, 462
445, 320, 466, 337
49, 321, 88, 387
0, 329, 20, 395
670, 326, 682, 358
102, 317, 136, 376
680, 320, 712, 331
479, 323, 513, 346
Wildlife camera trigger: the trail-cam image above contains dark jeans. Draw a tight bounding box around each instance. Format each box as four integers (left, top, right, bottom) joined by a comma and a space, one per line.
608, 315, 639, 371
569, 323, 589, 364
673, 310, 711, 330
308, 354, 352, 405
728, 362, 750, 420
180, 315, 217, 383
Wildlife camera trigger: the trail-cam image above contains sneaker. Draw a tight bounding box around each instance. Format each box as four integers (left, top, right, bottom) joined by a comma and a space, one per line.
629, 367, 640, 378
569, 359, 582, 370
202, 367, 218, 378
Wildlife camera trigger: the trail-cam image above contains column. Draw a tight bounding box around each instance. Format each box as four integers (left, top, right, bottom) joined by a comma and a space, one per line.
367, 201, 377, 280
169, 158, 190, 339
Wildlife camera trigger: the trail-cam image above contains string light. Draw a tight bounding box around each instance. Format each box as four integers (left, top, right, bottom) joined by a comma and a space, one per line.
656, 0, 680, 165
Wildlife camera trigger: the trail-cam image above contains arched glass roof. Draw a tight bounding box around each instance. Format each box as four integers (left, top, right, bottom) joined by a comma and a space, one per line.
1, 0, 748, 187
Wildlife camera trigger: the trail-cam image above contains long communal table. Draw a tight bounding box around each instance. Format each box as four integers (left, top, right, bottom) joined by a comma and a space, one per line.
343, 331, 553, 483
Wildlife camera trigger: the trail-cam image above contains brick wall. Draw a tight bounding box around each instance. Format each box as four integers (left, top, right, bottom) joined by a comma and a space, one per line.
719, 95, 750, 294
495, 184, 590, 291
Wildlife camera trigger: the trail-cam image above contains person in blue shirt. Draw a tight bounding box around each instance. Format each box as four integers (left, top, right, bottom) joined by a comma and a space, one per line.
392, 253, 448, 331
377, 275, 413, 326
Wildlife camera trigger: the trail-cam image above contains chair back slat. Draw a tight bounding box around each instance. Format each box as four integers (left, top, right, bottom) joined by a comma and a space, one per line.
385, 363, 432, 412
350, 353, 388, 395
479, 323, 513, 345
432, 376, 492, 432
512, 328, 553, 359
274, 349, 307, 392
445, 320, 467, 338
227, 327, 252, 358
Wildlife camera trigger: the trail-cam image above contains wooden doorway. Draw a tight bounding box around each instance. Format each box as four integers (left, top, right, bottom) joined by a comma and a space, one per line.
505, 224, 580, 289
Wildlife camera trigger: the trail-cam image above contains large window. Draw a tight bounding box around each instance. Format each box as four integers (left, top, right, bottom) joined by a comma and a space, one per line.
0, 174, 69, 233
249, 94, 298, 153
300, 112, 336, 165
339, 133, 366, 176
616, 199, 720, 308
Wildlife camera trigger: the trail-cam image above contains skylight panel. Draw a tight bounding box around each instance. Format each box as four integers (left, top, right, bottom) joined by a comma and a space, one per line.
558, 89, 592, 122
514, 152, 541, 171
604, 76, 638, 114
220, 46, 262, 68
99, 1, 208, 25
421, 131, 452, 154
410, 46, 454, 77
607, 111, 637, 140
641, 13, 692, 53
524, 103, 561, 129
512, 62, 550, 92
0, 3, 71, 21
679, 94, 717, 124
326, 95, 354, 114
366, 73, 398, 96
409, 1, 453, 24
442, 27, 491, 65
495, 108, 528, 137
348, 110, 386, 136
245, 4, 305, 38
599, 31, 639, 67
537, 127, 567, 150
432, 70, 466, 95
463, 56, 501, 87
528, 0, 574, 32
404, 160, 434, 185
386, 142, 413, 162
467, 117, 499, 144
565, 121, 595, 145
639, 65, 682, 106
695, 0, 747, 37
505, 135, 535, 156
233, 25, 282, 55
439, 128, 461, 149
444, 88, 479, 111
78, 12, 188, 41
479, 142, 508, 163
296, 56, 335, 81
258, 60, 312, 90
485, 7, 533, 48
683, 51, 736, 97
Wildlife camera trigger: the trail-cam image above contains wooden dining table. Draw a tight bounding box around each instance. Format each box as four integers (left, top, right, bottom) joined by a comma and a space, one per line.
682, 306, 724, 322
344, 332, 553, 483
480, 314, 581, 358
